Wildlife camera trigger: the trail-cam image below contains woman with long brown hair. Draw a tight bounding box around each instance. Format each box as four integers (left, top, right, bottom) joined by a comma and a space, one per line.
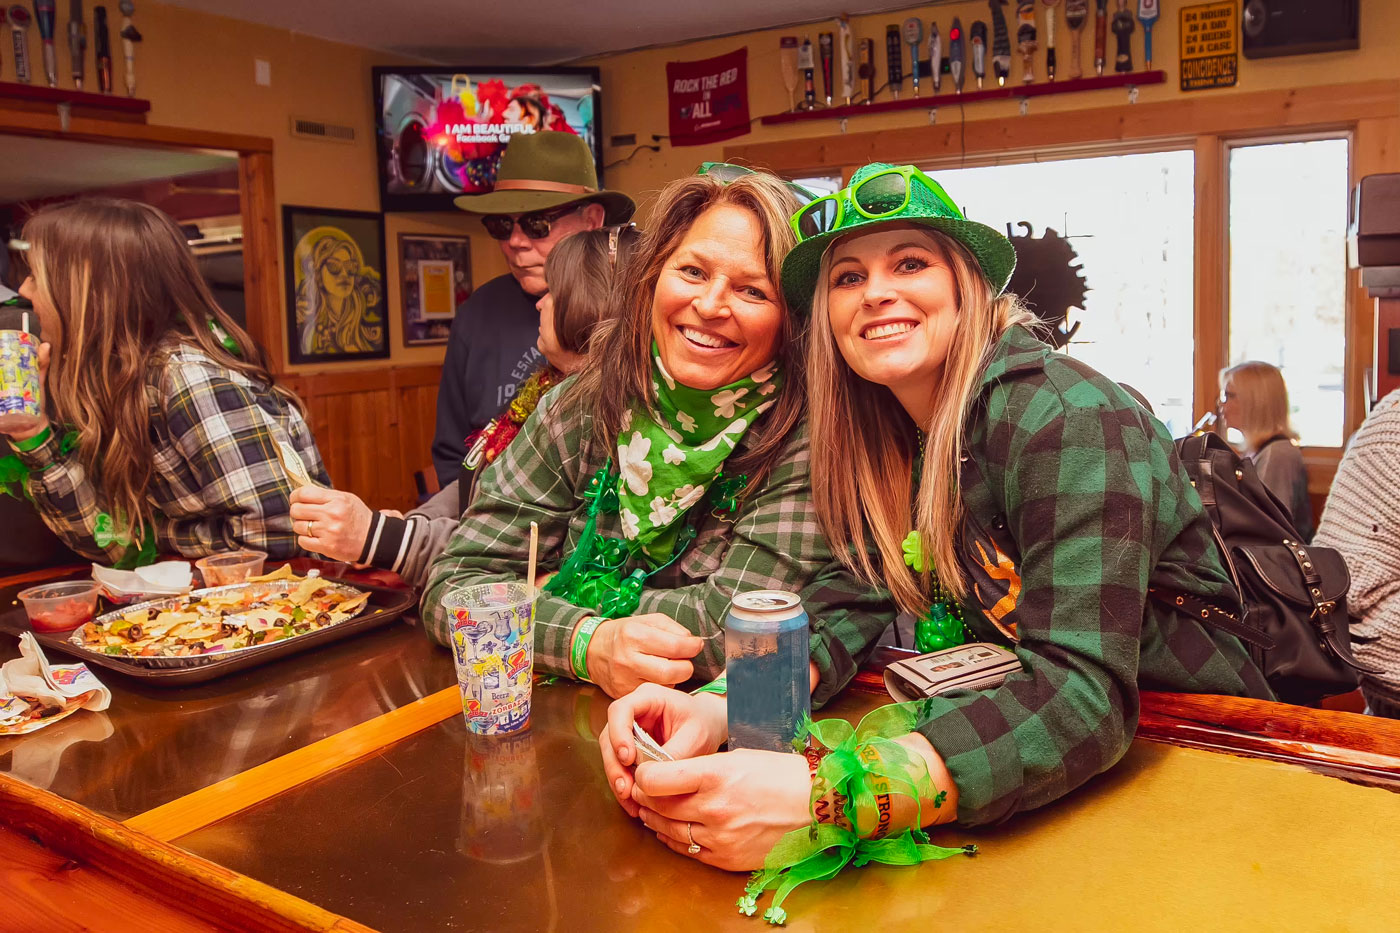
597, 165, 1272, 898
420, 169, 892, 700
0, 198, 326, 565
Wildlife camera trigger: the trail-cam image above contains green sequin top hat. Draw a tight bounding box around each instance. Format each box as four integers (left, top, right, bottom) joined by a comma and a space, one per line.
780, 162, 1017, 315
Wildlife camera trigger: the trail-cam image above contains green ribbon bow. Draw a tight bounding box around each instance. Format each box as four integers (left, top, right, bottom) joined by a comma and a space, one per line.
0, 429, 80, 501
0, 454, 28, 500
739, 702, 976, 925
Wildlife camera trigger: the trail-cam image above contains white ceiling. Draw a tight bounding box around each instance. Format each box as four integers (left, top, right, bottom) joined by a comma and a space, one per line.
162, 0, 932, 64
0, 136, 235, 202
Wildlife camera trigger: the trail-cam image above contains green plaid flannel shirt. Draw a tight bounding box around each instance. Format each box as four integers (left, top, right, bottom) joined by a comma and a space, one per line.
420, 381, 894, 705
921, 326, 1272, 825
9, 341, 327, 564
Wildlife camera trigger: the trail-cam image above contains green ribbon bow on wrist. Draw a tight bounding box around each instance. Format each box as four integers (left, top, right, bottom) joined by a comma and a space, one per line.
738, 701, 976, 925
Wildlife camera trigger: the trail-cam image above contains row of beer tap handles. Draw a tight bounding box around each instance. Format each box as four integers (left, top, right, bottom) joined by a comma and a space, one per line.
783, 0, 1160, 110
1, 0, 142, 95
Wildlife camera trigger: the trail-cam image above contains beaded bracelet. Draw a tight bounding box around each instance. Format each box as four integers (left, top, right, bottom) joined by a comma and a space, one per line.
570, 617, 604, 681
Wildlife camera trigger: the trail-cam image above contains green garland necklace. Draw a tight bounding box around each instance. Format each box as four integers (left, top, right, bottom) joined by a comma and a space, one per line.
905, 430, 971, 653
544, 460, 747, 619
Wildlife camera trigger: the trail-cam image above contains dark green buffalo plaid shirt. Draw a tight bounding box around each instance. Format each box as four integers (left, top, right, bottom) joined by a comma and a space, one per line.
420, 381, 894, 704
926, 326, 1272, 825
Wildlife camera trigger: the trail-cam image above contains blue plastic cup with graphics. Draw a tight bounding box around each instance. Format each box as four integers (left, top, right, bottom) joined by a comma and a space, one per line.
444, 581, 537, 735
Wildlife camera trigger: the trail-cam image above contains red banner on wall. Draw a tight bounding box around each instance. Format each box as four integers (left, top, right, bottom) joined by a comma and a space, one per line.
665, 48, 750, 147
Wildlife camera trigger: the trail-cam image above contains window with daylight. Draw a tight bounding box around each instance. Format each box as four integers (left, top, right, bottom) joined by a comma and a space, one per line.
1227, 137, 1349, 449
932, 151, 1198, 437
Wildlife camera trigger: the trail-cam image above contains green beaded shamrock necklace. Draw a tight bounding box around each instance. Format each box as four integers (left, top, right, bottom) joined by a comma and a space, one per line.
904, 431, 972, 653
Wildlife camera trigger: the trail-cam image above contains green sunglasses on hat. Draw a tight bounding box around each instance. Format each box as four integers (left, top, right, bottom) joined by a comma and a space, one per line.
694, 161, 821, 204
779, 163, 1017, 315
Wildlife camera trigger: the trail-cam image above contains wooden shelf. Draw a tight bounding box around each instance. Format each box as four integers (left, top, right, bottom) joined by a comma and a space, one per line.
760, 70, 1166, 127
0, 80, 150, 122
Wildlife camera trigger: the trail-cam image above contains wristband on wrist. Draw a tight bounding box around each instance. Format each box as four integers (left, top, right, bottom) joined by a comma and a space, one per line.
11, 424, 52, 451
805, 740, 849, 831
570, 616, 604, 682
690, 672, 727, 696
855, 743, 896, 840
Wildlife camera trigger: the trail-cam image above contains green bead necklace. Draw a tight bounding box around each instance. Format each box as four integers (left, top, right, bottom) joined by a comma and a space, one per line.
906, 431, 971, 653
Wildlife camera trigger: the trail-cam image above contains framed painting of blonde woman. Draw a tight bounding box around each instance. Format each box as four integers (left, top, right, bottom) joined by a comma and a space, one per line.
282, 205, 389, 363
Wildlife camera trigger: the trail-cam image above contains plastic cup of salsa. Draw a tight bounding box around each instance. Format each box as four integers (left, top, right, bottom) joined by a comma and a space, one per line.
194, 550, 268, 587
18, 580, 101, 633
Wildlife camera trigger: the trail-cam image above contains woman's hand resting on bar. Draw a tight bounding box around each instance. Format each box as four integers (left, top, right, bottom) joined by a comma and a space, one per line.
599, 683, 728, 814
599, 683, 807, 871
634, 750, 812, 872
584, 616, 704, 698
599, 683, 963, 871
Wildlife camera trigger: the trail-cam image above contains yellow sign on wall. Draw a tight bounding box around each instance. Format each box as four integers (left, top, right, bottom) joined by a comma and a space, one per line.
1180, 1, 1238, 91
417, 259, 456, 319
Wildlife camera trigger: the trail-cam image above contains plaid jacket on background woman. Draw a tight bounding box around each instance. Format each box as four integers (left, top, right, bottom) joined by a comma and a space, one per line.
9, 341, 326, 566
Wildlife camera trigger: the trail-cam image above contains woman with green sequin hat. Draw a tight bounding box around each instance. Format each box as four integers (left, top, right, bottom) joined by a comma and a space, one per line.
595, 164, 1271, 916
420, 165, 893, 705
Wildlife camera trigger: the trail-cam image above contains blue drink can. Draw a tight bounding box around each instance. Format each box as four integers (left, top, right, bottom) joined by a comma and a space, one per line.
725, 590, 811, 753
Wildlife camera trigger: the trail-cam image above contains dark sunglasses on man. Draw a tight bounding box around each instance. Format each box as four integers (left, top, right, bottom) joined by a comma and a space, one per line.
480, 202, 585, 241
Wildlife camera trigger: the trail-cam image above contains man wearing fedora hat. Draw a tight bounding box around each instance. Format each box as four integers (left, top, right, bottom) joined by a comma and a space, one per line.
431, 130, 635, 485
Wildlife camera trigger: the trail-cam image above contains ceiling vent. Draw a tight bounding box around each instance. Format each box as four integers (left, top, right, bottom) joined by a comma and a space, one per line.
290, 117, 356, 144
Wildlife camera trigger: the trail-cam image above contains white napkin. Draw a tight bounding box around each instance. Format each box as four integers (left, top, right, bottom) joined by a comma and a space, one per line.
92, 560, 193, 597
0, 634, 111, 734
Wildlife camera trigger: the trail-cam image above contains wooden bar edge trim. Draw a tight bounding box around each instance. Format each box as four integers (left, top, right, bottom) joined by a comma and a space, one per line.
852, 650, 1400, 783
0, 564, 88, 591
0, 773, 375, 933
127, 686, 461, 843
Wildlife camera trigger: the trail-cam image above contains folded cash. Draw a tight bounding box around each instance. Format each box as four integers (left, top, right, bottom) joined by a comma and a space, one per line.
631, 722, 674, 763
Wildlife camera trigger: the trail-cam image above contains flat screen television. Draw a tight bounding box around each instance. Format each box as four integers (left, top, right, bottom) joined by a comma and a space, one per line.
372, 66, 603, 212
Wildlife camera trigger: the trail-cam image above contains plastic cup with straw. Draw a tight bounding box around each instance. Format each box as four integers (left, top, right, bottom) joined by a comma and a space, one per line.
444, 521, 540, 735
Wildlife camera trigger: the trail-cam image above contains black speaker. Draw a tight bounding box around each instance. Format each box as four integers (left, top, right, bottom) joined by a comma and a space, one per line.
1242, 0, 1359, 59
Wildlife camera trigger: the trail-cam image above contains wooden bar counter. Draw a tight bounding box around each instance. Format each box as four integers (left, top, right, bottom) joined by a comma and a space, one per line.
0, 571, 459, 822
3, 564, 1400, 931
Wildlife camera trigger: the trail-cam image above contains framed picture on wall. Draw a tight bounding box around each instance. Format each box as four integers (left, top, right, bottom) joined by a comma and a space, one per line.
398, 233, 472, 346
282, 205, 389, 364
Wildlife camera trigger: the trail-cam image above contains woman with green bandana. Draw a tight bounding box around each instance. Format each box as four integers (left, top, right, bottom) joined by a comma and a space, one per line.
419, 169, 894, 701
597, 164, 1272, 923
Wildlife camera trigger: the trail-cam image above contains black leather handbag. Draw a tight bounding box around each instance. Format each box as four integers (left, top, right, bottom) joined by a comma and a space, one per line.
1161, 432, 1377, 704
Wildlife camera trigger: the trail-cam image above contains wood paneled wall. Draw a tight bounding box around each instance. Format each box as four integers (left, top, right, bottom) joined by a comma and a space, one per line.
281, 364, 442, 513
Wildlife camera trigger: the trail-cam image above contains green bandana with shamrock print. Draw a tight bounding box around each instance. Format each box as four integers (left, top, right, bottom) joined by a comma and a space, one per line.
616, 345, 782, 562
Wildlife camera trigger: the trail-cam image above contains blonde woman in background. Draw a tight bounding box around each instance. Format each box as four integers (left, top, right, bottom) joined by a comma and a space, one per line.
1218, 361, 1313, 540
